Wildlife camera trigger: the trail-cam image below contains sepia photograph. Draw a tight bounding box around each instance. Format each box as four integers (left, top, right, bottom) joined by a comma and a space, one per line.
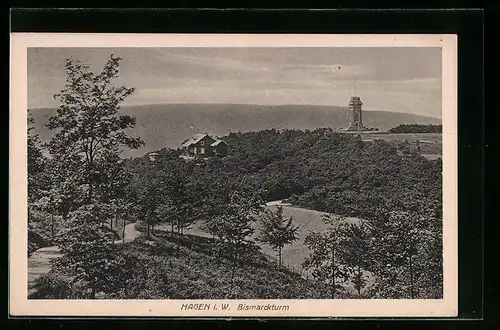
10, 34, 458, 317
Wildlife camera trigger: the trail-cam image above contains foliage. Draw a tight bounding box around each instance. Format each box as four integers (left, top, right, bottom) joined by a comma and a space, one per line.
128, 155, 206, 244
54, 203, 125, 298
28, 272, 78, 299
27, 206, 62, 255
27, 114, 47, 203
122, 128, 443, 299
45, 54, 143, 208
389, 124, 442, 133
205, 189, 263, 284
109, 237, 333, 299
28, 55, 144, 299
256, 206, 299, 269
302, 215, 353, 298
191, 128, 442, 223
334, 220, 372, 295
368, 210, 442, 299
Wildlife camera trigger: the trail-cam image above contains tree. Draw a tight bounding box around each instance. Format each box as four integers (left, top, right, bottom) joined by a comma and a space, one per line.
54, 204, 124, 299
256, 206, 299, 270
208, 188, 263, 289
369, 210, 441, 299
46, 54, 143, 208
44, 54, 143, 297
27, 113, 46, 203
302, 214, 351, 299
335, 220, 372, 295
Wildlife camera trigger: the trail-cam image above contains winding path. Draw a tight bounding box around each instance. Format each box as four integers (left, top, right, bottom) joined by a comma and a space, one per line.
27, 222, 142, 294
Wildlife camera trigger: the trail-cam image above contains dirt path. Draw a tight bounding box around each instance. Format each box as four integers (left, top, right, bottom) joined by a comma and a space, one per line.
28, 222, 141, 294
117, 221, 142, 243
264, 200, 291, 207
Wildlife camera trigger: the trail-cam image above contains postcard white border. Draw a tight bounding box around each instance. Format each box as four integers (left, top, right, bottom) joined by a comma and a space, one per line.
10, 33, 458, 317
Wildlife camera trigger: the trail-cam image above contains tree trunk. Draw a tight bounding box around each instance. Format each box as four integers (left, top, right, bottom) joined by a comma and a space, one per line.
176, 225, 180, 257
176, 238, 180, 257
231, 247, 237, 289
331, 244, 335, 299
122, 216, 126, 243
409, 255, 414, 299
147, 223, 150, 238
278, 247, 282, 270
90, 282, 96, 299
171, 220, 174, 233
356, 268, 362, 295
88, 181, 93, 205
51, 214, 55, 240
110, 217, 113, 231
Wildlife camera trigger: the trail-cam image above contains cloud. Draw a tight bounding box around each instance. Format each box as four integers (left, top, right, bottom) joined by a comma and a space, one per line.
28, 47, 442, 117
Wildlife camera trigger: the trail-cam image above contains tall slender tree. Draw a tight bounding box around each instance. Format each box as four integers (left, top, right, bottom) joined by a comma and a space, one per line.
46, 54, 143, 209
45, 55, 143, 297
256, 206, 299, 270
335, 220, 372, 295
302, 214, 350, 299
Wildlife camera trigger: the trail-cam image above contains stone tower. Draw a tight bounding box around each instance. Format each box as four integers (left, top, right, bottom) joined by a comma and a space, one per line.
342, 80, 377, 132
348, 96, 364, 129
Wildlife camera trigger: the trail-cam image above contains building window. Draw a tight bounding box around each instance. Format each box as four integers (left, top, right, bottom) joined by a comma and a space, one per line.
200, 141, 204, 146
200, 148, 205, 154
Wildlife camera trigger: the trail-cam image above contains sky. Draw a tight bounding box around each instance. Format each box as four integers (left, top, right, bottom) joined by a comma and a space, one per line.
27, 47, 442, 118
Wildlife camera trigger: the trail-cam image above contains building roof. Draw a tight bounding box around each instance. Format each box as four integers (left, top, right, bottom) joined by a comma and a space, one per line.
181, 133, 214, 148
210, 139, 228, 147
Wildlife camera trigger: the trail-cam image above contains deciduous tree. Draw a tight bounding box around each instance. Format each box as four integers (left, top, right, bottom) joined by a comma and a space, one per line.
54, 204, 124, 299
256, 206, 299, 270
302, 214, 351, 299
46, 54, 143, 208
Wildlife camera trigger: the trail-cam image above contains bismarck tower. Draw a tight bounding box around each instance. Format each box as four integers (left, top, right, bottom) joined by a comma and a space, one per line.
343, 80, 377, 132
347, 95, 366, 131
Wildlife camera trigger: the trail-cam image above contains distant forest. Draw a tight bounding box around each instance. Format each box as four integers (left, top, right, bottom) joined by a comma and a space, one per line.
389, 124, 442, 133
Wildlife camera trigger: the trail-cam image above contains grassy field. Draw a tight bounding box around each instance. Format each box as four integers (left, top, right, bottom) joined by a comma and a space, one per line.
155, 204, 361, 277
258, 205, 360, 275
361, 132, 442, 158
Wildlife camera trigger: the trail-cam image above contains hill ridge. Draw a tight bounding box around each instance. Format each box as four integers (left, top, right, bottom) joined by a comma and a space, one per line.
29, 103, 441, 158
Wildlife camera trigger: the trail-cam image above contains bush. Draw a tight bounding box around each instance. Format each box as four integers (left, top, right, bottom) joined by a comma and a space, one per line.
29, 272, 82, 299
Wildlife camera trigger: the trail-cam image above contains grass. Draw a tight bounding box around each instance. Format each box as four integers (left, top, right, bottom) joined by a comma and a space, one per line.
361, 132, 442, 156
30, 212, 373, 299
112, 234, 336, 299
155, 205, 361, 280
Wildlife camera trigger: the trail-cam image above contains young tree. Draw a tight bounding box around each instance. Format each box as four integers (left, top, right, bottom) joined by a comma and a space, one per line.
302, 214, 350, 299
209, 188, 263, 286
54, 204, 124, 299
335, 220, 372, 295
256, 206, 299, 270
46, 54, 144, 208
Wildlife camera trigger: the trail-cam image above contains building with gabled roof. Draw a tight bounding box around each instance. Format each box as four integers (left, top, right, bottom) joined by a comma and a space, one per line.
211, 139, 229, 157
180, 133, 228, 158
